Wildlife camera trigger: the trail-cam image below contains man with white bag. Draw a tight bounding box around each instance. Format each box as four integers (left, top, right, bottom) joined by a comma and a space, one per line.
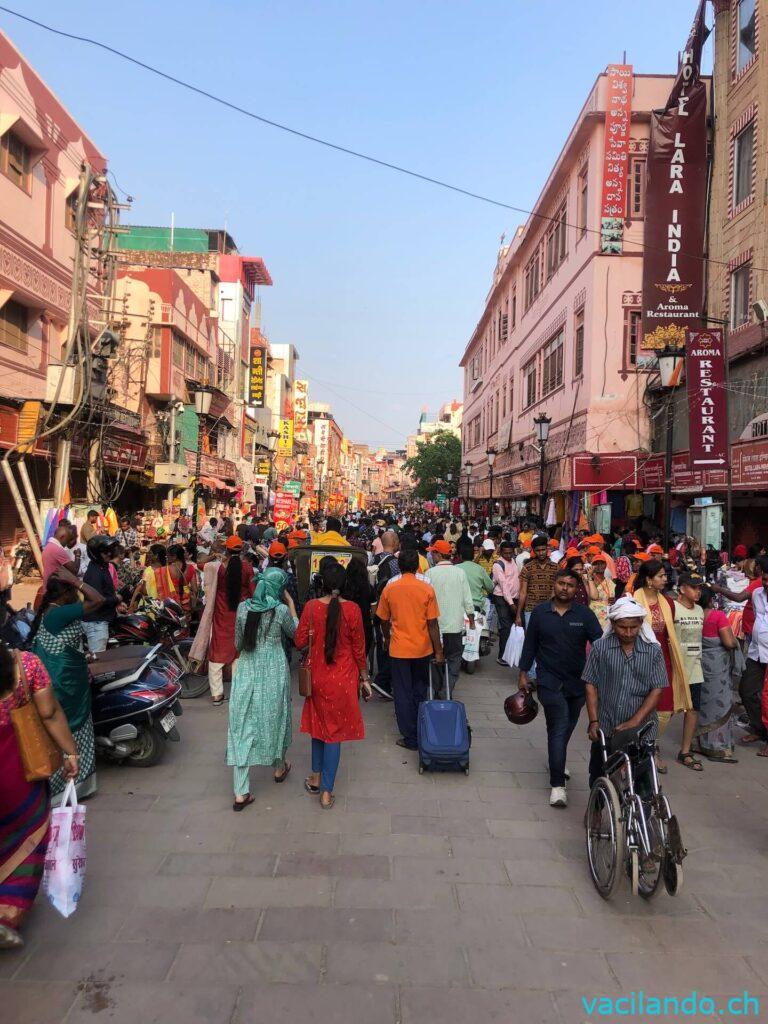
491, 541, 519, 667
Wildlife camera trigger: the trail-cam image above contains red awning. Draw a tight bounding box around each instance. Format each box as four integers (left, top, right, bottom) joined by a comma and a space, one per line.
199, 475, 227, 490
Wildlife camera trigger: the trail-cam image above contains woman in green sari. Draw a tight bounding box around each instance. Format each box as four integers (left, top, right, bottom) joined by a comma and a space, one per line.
227, 568, 298, 810
30, 567, 105, 804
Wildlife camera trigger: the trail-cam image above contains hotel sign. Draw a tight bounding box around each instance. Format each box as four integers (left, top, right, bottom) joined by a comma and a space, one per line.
641, 0, 709, 352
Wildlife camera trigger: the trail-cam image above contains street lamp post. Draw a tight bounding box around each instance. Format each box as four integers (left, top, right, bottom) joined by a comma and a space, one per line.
265, 429, 279, 515
191, 386, 213, 530
486, 447, 496, 522
657, 347, 685, 551
316, 459, 324, 512
533, 413, 552, 522
464, 460, 472, 511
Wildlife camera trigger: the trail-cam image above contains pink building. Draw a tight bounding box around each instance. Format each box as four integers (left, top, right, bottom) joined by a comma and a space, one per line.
0, 32, 108, 542
460, 71, 676, 523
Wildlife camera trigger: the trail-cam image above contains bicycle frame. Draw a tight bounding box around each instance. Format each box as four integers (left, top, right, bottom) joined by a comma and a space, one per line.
597, 728, 664, 863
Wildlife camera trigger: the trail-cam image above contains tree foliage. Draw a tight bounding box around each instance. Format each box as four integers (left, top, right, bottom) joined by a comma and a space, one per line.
403, 431, 462, 500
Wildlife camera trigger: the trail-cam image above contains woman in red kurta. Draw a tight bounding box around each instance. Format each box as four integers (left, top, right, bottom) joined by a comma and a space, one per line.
295, 560, 372, 808
208, 538, 255, 705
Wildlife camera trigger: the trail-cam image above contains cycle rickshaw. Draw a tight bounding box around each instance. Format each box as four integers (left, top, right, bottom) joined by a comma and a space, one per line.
585, 721, 687, 900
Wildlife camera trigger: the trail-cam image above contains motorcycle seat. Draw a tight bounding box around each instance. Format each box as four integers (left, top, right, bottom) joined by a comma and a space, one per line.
90, 645, 159, 685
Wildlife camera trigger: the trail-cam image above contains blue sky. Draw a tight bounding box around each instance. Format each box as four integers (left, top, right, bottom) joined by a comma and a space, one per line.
2, 1, 709, 447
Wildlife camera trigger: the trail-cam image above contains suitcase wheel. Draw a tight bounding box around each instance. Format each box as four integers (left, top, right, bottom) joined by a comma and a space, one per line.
464, 767, 470, 776
418, 763, 424, 775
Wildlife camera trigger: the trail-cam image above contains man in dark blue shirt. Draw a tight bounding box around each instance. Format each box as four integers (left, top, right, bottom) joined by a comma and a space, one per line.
518, 568, 602, 808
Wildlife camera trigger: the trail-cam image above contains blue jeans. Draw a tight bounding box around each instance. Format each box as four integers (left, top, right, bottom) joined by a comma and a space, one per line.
311, 738, 341, 793
82, 620, 109, 653
536, 685, 585, 787
391, 655, 431, 749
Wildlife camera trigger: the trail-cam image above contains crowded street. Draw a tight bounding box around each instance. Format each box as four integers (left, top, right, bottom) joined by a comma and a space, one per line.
4, 651, 768, 1024
3, 1, 768, 1022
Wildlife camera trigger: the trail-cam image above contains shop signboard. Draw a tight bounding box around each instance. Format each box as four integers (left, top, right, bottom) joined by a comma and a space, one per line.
572, 454, 638, 490
247, 347, 266, 407
685, 328, 728, 469
283, 479, 301, 497
273, 491, 297, 531
641, 1, 709, 354
600, 64, 633, 254
277, 418, 293, 455
293, 380, 309, 442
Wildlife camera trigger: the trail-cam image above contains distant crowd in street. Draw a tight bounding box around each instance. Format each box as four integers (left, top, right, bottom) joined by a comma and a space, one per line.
1, 497, 766, 948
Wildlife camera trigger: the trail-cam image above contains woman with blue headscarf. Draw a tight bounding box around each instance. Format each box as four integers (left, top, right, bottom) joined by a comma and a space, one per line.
227, 567, 298, 809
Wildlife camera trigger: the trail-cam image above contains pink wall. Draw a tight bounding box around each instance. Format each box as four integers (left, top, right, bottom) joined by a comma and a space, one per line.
461, 72, 676, 497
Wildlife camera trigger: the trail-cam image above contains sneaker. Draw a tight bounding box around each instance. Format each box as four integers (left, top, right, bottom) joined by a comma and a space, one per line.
496, 658, 509, 667
371, 681, 393, 700
549, 786, 568, 808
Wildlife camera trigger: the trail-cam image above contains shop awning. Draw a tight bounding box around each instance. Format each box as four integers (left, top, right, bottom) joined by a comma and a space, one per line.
200, 475, 227, 490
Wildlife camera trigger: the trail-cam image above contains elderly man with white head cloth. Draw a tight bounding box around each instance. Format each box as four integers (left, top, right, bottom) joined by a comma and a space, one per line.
582, 596, 669, 788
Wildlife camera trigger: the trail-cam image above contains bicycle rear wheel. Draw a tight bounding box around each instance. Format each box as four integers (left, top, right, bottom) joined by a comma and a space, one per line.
585, 777, 625, 899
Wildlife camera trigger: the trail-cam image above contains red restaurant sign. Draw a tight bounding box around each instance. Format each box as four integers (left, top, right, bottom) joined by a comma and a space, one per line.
685, 328, 728, 469
572, 454, 638, 490
599, 64, 633, 254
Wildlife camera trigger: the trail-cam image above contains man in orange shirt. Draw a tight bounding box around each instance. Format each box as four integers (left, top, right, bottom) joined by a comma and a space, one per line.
377, 548, 444, 750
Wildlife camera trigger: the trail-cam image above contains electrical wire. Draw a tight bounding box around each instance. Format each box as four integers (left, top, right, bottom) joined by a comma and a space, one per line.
3, 5, 768, 279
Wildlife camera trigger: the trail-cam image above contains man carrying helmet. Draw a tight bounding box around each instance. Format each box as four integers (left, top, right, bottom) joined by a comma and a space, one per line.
82, 536, 127, 652
583, 595, 668, 788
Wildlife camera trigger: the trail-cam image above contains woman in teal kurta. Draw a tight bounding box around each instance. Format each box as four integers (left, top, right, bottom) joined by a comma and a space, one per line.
30, 568, 105, 805
227, 568, 298, 809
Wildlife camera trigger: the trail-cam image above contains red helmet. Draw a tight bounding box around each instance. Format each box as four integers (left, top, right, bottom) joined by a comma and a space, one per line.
504, 689, 539, 725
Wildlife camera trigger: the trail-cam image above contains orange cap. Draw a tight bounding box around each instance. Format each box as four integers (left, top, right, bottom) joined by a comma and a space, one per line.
548, 539, 559, 548
647, 544, 664, 555
269, 541, 287, 557
634, 551, 651, 562
587, 545, 602, 557
429, 539, 452, 556
225, 536, 243, 551
565, 547, 580, 558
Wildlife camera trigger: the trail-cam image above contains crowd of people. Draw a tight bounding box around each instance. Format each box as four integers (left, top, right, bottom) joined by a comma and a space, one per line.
1, 499, 766, 950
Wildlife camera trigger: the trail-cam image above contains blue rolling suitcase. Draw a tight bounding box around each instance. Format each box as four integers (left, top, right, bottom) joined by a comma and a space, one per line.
417, 663, 471, 775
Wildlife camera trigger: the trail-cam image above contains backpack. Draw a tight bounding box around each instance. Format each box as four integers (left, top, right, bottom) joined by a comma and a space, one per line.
370, 553, 398, 599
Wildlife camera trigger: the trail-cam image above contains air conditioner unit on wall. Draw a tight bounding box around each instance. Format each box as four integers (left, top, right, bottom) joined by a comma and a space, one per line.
154, 463, 190, 487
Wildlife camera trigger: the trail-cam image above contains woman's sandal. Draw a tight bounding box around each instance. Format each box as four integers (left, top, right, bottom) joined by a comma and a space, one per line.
701, 749, 739, 763
212, 696, 225, 707
756, 743, 768, 758
232, 794, 255, 812
274, 762, 292, 783
676, 750, 704, 771
304, 778, 320, 795
320, 793, 336, 810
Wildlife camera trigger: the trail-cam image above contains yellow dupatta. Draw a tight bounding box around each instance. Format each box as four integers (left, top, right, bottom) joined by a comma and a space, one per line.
634, 587, 692, 713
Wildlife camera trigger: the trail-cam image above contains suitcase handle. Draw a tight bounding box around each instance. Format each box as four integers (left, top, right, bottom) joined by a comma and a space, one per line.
429, 659, 451, 702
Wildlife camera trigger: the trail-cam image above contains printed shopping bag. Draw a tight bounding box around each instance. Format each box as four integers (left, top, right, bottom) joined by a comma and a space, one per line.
43, 780, 86, 918
503, 624, 526, 669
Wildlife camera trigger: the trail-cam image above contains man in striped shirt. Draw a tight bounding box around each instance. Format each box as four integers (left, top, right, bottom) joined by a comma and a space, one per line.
583, 596, 668, 787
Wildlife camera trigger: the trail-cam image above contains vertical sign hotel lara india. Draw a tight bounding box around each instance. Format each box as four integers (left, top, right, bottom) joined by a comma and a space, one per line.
641, 0, 709, 353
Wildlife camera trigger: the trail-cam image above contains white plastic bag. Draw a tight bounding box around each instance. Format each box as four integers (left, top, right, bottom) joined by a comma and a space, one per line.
43, 779, 86, 918
462, 615, 480, 662
503, 624, 526, 669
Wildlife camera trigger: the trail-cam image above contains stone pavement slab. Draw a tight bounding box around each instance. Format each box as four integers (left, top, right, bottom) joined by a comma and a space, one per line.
5, 656, 768, 1023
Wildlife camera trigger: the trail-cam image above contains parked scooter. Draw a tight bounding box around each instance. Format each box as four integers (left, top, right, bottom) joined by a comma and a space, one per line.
90, 644, 183, 767
109, 598, 208, 699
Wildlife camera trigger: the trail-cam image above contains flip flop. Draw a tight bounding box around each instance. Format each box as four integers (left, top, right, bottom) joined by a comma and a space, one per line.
274, 762, 292, 783
304, 778, 320, 794
740, 733, 762, 745
756, 744, 768, 758
232, 794, 255, 812
320, 793, 336, 810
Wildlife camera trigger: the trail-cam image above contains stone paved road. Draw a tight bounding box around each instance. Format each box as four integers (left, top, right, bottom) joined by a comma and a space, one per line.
3, 659, 768, 1024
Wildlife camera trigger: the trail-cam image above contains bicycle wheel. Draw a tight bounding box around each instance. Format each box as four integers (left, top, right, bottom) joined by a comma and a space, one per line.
585, 777, 626, 899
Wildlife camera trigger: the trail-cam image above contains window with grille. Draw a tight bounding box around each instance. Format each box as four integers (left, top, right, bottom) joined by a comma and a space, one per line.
546, 201, 568, 279
502, 380, 507, 417
500, 305, 508, 343
524, 250, 541, 310
65, 190, 78, 232
471, 355, 480, 381
542, 330, 564, 396
628, 158, 646, 219
0, 131, 30, 191
627, 310, 642, 365
0, 299, 28, 353
734, 122, 754, 206
172, 331, 184, 368
511, 287, 517, 328
184, 343, 195, 375
738, 0, 756, 73
524, 358, 537, 408
574, 309, 585, 377
578, 166, 588, 238
731, 263, 751, 328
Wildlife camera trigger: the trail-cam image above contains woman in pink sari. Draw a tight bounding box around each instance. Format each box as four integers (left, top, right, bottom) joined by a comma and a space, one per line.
0, 643, 79, 948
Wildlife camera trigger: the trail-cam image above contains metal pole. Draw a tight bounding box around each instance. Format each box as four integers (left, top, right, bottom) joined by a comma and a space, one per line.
15, 458, 44, 538
192, 442, 202, 529
53, 437, 71, 508
488, 465, 493, 521
1, 460, 44, 572
663, 391, 675, 551
539, 444, 546, 520
724, 320, 733, 555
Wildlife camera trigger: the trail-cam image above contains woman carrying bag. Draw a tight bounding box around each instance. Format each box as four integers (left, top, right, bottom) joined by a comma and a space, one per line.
295, 560, 372, 809
0, 641, 79, 949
